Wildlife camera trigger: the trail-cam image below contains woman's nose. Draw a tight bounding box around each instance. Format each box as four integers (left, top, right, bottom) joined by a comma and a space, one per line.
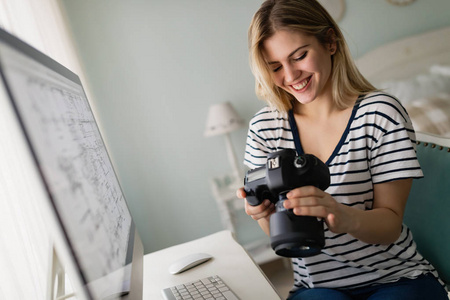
283, 64, 300, 84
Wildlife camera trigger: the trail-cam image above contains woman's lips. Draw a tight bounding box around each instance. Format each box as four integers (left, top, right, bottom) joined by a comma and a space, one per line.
292, 76, 311, 91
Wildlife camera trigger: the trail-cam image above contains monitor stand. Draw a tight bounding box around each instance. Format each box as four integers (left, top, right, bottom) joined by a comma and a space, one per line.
46, 228, 144, 300
121, 228, 144, 300
46, 246, 130, 300
47, 247, 75, 300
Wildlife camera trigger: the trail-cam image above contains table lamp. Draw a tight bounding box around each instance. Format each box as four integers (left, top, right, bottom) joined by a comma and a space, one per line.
204, 102, 245, 182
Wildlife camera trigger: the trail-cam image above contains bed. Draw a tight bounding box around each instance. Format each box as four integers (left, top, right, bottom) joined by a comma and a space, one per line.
356, 26, 450, 137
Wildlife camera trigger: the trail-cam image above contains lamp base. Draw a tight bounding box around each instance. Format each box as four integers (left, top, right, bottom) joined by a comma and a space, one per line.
224, 133, 243, 183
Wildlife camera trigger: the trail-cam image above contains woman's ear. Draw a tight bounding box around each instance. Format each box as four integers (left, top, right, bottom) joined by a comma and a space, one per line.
327, 28, 337, 55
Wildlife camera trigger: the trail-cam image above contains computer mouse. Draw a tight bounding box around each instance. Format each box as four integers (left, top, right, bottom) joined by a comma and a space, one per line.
168, 253, 213, 275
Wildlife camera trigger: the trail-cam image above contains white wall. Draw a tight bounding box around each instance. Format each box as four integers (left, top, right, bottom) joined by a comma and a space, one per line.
58, 0, 450, 253
0, 1, 91, 298
0, 80, 51, 300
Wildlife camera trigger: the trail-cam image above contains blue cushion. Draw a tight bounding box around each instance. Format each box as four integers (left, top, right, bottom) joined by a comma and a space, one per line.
404, 140, 450, 286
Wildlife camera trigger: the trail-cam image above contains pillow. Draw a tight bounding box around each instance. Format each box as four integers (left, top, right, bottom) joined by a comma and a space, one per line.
430, 64, 450, 77
379, 73, 450, 104
404, 93, 450, 137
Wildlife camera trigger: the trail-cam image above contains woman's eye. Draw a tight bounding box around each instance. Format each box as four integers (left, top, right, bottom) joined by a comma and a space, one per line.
272, 65, 282, 73
294, 51, 308, 61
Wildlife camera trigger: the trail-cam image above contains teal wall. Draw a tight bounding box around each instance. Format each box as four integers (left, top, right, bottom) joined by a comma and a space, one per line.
58, 0, 450, 253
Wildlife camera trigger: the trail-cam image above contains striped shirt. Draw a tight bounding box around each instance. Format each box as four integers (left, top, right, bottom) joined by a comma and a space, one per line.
244, 93, 442, 292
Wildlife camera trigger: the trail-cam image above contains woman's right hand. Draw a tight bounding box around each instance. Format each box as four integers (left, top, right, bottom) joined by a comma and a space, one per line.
236, 187, 276, 222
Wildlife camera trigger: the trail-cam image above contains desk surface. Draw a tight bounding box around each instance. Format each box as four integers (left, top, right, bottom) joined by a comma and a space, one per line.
142, 230, 282, 299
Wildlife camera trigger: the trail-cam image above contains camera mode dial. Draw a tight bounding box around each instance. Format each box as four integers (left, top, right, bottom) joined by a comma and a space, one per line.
294, 156, 307, 168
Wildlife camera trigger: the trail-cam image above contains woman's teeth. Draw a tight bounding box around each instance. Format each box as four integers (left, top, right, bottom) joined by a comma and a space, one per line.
292, 78, 309, 90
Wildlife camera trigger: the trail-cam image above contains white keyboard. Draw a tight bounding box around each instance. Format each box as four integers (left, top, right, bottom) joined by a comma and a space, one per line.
161, 275, 240, 300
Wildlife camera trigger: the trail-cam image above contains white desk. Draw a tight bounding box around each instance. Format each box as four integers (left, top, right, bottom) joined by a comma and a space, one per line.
142, 230, 282, 299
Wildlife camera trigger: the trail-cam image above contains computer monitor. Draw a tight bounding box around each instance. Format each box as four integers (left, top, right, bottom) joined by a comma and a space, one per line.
0, 28, 143, 299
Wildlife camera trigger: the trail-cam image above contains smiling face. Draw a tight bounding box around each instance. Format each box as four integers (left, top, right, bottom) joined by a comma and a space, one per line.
262, 30, 336, 106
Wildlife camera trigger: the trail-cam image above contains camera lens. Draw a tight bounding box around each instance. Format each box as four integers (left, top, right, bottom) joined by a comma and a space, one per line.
270, 211, 325, 258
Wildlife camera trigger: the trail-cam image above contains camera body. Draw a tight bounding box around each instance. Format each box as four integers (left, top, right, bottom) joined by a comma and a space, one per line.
244, 149, 330, 257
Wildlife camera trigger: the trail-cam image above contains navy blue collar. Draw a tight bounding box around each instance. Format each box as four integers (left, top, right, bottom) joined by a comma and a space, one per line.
287, 97, 363, 165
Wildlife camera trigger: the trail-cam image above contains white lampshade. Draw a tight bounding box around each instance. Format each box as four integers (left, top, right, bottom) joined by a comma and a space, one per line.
204, 102, 244, 137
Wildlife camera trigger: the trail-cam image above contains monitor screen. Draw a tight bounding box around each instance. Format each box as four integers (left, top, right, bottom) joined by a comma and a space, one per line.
0, 28, 142, 299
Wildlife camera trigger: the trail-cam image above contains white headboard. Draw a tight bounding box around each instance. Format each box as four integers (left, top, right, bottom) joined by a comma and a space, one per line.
356, 26, 450, 85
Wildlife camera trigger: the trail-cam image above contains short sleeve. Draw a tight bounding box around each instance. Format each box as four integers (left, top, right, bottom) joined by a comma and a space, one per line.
368, 100, 423, 183
243, 107, 294, 169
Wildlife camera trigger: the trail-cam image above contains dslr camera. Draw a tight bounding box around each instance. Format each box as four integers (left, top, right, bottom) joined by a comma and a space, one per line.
244, 149, 330, 257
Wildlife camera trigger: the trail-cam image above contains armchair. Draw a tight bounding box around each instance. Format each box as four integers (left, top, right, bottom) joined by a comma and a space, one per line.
404, 132, 450, 291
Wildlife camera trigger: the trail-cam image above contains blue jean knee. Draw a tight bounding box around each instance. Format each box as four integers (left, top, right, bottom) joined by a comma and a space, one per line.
288, 288, 352, 300
363, 274, 448, 300
288, 274, 448, 300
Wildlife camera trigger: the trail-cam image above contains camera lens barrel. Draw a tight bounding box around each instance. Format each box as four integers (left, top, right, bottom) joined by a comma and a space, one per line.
270, 212, 325, 257
269, 192, 325, 257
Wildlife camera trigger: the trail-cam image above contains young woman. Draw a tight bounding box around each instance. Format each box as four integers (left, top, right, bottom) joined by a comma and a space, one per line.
236, 0, 448, 299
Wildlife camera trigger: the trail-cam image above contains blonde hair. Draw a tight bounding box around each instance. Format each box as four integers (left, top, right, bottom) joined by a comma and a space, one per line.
248, 0, 376, 112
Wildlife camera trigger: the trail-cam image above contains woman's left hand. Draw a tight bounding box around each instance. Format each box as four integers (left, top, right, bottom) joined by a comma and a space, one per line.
284, 179, 412, 245
283, 186, 353, 234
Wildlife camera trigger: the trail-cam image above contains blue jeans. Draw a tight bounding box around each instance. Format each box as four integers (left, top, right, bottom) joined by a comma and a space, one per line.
288, 274, 448, 300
